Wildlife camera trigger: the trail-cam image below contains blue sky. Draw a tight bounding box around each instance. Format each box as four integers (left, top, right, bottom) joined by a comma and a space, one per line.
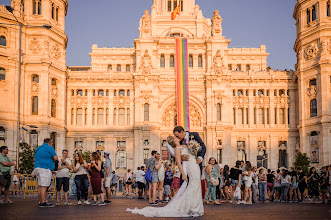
2, 0, 297, 70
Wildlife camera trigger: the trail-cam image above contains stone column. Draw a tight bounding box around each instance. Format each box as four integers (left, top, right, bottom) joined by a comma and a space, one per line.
103, 107, 107, 125
276, 107, 279, 126
264, 107, 267, 125
254, 107, 258, 125
285, 106, 289, 127
73, 108, 77, 126
82, 108, 85, 125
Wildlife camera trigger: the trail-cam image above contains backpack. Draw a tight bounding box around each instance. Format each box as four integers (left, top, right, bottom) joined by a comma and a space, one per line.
145, 168, 152, 182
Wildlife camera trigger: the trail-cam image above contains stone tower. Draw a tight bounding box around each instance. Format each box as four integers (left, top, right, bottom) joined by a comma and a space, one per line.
293, 0, 331, 165
0, 0, 68, 157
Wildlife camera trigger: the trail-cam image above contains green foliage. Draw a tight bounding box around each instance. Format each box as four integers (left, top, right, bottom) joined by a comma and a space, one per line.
292, 151, 310, 174
18, 143, 35, 174
81, 150, 91, 163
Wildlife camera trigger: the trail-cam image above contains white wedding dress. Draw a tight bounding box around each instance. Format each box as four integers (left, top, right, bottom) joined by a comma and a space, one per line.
127, 147, 204, 217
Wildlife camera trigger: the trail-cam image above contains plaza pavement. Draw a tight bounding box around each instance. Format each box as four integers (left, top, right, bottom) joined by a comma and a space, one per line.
0, 196, 330, 220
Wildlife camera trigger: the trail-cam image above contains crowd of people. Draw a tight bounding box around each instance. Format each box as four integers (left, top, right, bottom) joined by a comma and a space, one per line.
0, 139, 331, 207
201, 159, 331, 205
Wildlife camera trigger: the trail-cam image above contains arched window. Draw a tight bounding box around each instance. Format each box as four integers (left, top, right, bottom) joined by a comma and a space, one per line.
51, 3, 55, 19
51, 78, 57, 85
126, 65, 130, 72
160, 54, 165, 68
32, 74, 39, 83
189, 54, 193, 67
0, 36, 6, 47
117, 65, 121, 72
56, 7, 59, 21
114, 90, 117, 96
33, 0, 37, 14
127, 90, 130, 96
312, 5, 316, 21
116, 150, 127, 169
217, 103, 221, 121
328, 2, 330, 17
198, 55, 203, 67
310, 99, 317, 117
144, 104, 149, 121
170, 54, 174, 67
0, 68, 5, 80
168, 0, 172, 12
307, 9, 311, 24
32, 96, 38, 115
38, 0, 42, 15
108, 64, 112, 71
51, 99, 56, 118
119, 90, 125, 96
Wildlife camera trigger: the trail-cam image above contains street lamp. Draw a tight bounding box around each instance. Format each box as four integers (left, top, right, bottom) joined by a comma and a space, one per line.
3, 6, 51, 169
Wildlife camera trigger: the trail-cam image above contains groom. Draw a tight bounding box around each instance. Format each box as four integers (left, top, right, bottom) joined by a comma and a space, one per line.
173, 126, 206, 173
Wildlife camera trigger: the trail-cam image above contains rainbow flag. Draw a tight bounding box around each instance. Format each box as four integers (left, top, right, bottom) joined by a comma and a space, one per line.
176, 38, 190, 131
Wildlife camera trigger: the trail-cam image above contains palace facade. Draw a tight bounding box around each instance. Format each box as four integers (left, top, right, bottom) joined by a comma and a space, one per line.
0, 0, 330, 175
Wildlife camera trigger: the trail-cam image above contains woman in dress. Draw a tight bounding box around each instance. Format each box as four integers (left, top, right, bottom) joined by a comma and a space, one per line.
205, 157, 220, 205
156, 153, 165, 203
89, 152, 105, 205
223, 165, 232, 203
127, 136, 204, 217
73, 153, 90, 205
243, 161, 253, 204
289, 171, 298, 202
307, 167, 320, 204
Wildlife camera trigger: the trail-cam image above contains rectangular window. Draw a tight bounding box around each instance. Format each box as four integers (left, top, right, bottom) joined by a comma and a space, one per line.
328, 2, 330, 17
170, 55, 174, 67
92, 108, 96, 125
217, 104, 221, 121
189, 55, 193, 67
144, 104, 149, 121
217, 149, 222, 164
312, 5, 316, 21
258, 108, 264, 124
97, 108, 104, 125
117, 65, 121, 72
119, 108, 125, 125
98, 90, 104, 96
228, 64, 232, 71
144, 149, 149, 164
32, 96, 38, 115
77, 108, 83, 125
77, 90, 83, 96
307, 9, 311, 24
127, 108, 130, 125
237, 108, 243, 125
246, 108, 249, 124
198, 55, 203, 67
38, 1, 42, 15
180, 0, 183, 11
119, 90, 125, 96
168, 0, 172, 12
233, 108, 236, 124
126, 65, 130, 72
309, 79, 316, 86
267, 108, 270, 124
75, 141, 83, 150
279, 108, 285, 124
160, 54, 165, 68
173, 1, 178, 11
96, 141, 104, 149
113, 109, 117, 125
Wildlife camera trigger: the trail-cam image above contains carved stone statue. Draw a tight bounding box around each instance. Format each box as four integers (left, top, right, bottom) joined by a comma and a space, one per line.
141, 10, 151, 34
211, 10, 222, 35
213, 50, 225, 74
140, 50, 152, 75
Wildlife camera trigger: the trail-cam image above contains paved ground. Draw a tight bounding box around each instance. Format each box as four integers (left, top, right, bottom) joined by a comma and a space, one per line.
0, 196, 330, 220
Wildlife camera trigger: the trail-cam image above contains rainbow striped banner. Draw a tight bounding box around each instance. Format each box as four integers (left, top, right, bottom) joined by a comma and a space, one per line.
176, 38, 190, 131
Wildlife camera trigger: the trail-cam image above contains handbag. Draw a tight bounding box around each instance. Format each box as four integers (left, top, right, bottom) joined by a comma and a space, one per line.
211, 177, 219, 186
233, 186, 241, 200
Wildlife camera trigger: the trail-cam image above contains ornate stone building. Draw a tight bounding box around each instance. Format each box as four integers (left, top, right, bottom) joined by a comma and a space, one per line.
0, 0, 330, 175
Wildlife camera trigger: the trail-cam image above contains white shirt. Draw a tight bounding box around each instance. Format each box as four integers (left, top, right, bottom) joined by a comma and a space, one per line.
135, 170, 145, 183
281, 175, 291, 184
74, 163, 88, 176
56, 157, 72, 178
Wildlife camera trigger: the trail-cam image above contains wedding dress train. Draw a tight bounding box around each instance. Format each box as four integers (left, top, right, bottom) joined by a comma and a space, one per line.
127, 147, 204, 217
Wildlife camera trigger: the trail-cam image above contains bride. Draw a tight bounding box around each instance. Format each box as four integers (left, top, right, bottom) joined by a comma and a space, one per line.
127, 136, 204, 217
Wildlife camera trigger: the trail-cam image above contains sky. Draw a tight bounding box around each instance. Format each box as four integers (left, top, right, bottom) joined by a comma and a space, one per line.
2, 0, 297, 70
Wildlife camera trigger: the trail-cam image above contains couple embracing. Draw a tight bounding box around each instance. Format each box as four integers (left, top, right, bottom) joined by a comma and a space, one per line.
127, 126, 206, 217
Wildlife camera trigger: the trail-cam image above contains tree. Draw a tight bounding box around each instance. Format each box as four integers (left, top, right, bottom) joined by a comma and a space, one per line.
292, 151, 310, 174
81, 150, 91, 163
18, 143, 35, 174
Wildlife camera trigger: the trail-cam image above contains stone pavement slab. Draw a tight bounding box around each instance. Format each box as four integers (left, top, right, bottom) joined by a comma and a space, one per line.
0, 197, 330, 220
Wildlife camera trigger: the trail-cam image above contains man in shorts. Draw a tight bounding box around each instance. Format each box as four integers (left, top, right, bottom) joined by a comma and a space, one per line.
55, 149, 72, 205
34, 138, 58, 208
111, 171, 118, 195
135, 166, 145, 199
146, 150, 160, 205
103, 151, 112, 203
0, 146, 16, 204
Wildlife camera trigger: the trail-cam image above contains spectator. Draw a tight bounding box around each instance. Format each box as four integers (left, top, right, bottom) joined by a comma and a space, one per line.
205, 157, 220, 205
273, 169, 281, 202
146, 150, 160, 205
201, 166, 206, 200
327, 165, 331, 204
103, 151, 112, 204
266, 169, 274, 201
171, 163, 181, 197
135, 166, 145, 199
124, 169, 133, 196
213, 162, 221, 201
243, 161, 253, 204
89, 152, 105, 205
297, 166, 307, 202
73, 152, 90, 205
222, 165, 232, 203
251, 166, 259, 203
164, 163, 173, 202
258, 168, 267, 203
34, 138, 58, 208
55, 149, 72, 205
289, 171, 298, 202
12, 169, 19, 196
229, 161, 242, 204
307, 167, 320, 204
0, 146, 16, 204
319, 166, 328, 204
280, 169, 291, 202
111, 171, 119, 195
156, 153, 165, 203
